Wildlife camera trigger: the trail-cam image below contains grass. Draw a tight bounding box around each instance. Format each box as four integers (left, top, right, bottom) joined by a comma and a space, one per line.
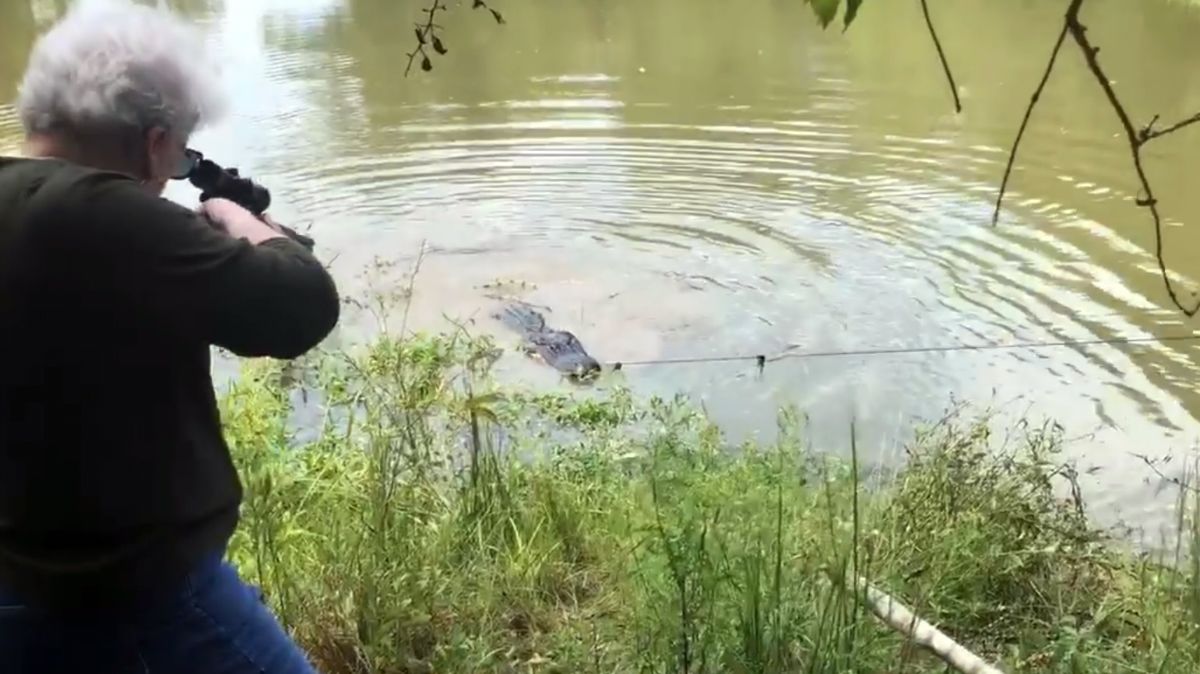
219, 327, 1200, 673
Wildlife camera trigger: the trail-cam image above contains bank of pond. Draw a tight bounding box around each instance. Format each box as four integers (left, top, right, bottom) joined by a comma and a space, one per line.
219, 332, 1200, 674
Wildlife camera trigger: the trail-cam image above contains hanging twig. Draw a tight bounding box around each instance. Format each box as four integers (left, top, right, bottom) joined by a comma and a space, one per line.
918, 0, 962, 114
405, 0, 505, 76
992, 0, 1200, 316
991, 0, 1079, 226
1065, 5, 1200, 316
404, 0, 445, 76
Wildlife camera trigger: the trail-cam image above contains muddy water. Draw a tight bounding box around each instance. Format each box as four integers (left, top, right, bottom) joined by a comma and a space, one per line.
4, 0, 1200, 538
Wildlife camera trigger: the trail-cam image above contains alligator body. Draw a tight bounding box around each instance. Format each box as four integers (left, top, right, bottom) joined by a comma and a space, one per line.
495, 302, 601, 378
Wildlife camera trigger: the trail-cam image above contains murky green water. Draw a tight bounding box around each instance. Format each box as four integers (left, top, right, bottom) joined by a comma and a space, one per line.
4, 0, 1200, 537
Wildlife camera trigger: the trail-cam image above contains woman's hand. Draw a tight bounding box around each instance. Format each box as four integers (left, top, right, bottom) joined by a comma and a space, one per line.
197, 198, 285, 245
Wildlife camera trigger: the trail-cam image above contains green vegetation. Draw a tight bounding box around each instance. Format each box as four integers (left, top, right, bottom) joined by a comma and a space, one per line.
805, 0, 865, 30
221, 329, 1200, 673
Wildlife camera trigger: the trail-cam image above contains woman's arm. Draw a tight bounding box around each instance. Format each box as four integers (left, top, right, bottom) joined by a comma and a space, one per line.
46, 172, 340, 359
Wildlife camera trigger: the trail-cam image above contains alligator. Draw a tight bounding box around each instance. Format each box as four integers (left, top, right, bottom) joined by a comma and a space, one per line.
494, 301, 601, 379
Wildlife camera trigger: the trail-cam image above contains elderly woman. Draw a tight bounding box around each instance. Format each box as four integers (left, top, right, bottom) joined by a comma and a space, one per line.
0, 2, 335, 673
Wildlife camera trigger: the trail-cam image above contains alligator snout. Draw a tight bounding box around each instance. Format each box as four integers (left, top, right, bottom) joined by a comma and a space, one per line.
564, 354, 602, 379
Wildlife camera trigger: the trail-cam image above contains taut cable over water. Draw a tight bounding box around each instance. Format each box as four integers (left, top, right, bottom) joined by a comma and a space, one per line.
606, 332, 1200, 374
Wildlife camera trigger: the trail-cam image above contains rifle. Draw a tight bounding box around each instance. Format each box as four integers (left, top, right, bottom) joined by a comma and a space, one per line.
182, 149, 315, 250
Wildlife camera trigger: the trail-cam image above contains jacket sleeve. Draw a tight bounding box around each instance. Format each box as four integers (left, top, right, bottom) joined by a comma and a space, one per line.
55, 171, 341, 359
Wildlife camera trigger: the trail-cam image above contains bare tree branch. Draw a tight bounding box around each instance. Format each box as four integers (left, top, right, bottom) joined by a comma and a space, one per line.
993, 0, 1200, 316
1066, 5, 1200, 316
1140, 111, 1200, 144
919, 0, 962, 114
991, 0, 1078, 226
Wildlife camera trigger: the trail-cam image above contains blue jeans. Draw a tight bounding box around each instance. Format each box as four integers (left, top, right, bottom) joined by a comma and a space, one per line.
0, 553, 319, 674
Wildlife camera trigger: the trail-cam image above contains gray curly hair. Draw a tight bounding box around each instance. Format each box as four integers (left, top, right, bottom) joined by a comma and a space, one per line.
16, 0, 226, 139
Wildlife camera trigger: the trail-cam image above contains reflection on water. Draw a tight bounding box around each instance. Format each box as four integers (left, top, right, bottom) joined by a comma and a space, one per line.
3, 0, 1200, 537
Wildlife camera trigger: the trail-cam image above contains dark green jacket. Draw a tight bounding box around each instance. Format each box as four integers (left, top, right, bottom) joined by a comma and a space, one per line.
0, 156, 339, 610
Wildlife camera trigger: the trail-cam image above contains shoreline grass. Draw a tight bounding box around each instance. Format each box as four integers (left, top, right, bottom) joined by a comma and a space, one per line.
220, 330, 1200, 673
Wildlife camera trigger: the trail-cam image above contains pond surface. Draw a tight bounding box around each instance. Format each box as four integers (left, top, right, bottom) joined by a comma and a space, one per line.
4, 0, 1200, 538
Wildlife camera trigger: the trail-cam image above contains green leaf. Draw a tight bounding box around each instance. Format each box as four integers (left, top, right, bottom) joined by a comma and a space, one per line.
807, 0, 841, 28
844, 0, 863, 29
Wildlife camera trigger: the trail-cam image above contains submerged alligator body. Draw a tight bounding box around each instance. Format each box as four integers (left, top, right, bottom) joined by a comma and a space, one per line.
495, 302, 601, 378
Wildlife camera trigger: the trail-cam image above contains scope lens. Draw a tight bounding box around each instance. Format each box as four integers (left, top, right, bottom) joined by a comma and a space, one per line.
173, 148, 202, 180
